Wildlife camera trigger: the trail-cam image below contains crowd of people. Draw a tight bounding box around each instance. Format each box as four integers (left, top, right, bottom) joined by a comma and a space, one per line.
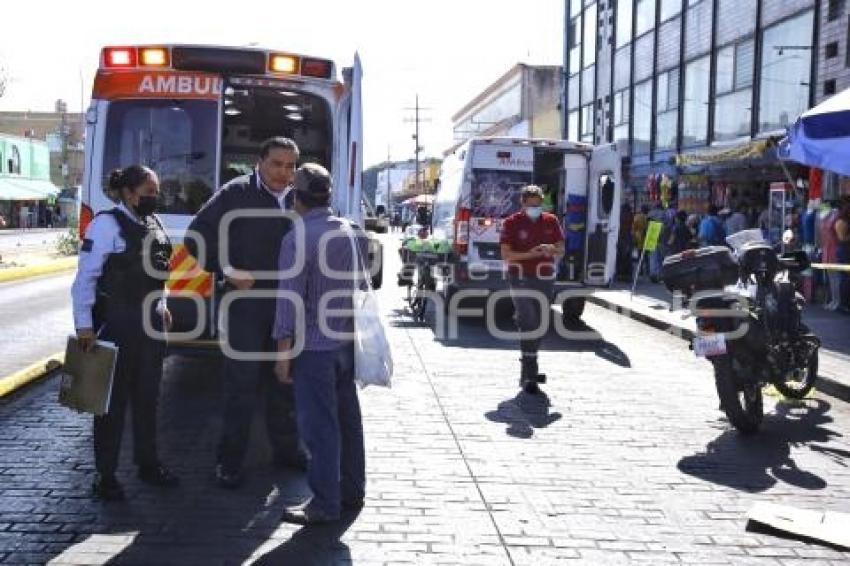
617, 196, 850, 313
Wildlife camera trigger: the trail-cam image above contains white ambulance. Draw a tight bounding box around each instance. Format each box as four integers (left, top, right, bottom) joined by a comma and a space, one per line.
79, 45, 379, 349
431, 137, 621, 321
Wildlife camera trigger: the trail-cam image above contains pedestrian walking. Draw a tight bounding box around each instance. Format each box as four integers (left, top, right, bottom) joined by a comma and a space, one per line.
274, 163, 367, 524
668, 210, 694, 255
699, 205, 727, 247
71, 165, 179, 501
632, 205, 649, 277
186, 137, 307, 488
835, 198, 850, 313
499, 185, 565, 394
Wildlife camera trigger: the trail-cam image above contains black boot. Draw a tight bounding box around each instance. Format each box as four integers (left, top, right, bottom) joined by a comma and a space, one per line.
92, 474, 125, 501
519, 354, 541, 394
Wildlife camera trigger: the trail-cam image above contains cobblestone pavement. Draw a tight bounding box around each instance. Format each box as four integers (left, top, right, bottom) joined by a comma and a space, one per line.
1, 239, 849, 565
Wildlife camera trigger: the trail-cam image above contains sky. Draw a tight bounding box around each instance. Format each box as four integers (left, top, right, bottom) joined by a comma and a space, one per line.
0, 0, 564, 168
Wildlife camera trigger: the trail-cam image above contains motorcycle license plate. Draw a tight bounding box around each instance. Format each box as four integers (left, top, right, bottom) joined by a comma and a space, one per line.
693, 333, 727, 358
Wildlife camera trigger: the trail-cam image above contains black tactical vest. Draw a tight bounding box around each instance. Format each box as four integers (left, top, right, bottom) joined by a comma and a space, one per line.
94, 209, 172, 317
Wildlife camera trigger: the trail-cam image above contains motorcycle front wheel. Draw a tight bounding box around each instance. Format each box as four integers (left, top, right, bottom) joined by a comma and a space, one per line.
712, 355, 763, 434
773, 336, 819, 400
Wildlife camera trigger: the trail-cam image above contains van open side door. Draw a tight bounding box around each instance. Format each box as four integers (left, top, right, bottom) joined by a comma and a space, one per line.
584, 144, 621, 285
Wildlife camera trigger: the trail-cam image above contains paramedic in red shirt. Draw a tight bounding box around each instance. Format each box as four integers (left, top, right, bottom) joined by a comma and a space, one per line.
500, 185, 565, 394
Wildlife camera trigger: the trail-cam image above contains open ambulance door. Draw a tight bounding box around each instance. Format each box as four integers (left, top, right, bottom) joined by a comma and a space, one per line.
336, 53, 363, 224
584, 144, 621, 286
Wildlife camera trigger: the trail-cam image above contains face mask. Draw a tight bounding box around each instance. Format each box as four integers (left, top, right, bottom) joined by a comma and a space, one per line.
134, 195, 158, 217
525, 206, 543, 220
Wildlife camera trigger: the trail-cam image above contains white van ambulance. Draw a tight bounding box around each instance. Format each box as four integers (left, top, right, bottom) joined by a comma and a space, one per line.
431, 137, 621, 320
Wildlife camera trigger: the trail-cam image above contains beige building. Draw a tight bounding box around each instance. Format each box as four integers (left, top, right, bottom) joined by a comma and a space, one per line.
447, 64, 562, 156
0, 109, 85, 188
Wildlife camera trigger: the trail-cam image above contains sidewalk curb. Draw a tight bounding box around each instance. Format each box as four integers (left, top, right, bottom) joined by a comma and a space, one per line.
0, 353, 64, 398
587, 294, 850, 403
0, 257, 77, 283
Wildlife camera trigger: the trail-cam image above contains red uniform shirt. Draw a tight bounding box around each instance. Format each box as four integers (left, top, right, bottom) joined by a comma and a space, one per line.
500, 211, 565, 278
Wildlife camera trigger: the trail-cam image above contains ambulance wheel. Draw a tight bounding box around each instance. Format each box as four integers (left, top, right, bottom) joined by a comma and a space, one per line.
561, 297, 586, 323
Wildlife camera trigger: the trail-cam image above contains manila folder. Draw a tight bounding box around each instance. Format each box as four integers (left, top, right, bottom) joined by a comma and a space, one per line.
58, 335, 118, 416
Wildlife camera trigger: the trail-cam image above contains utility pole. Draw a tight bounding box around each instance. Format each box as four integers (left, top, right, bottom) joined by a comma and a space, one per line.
56, 99, 69, 190
403, 95, 432, 194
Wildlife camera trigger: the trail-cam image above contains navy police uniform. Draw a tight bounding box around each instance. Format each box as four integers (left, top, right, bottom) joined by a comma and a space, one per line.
71, 203, 172, 480
186, 171, 302, 477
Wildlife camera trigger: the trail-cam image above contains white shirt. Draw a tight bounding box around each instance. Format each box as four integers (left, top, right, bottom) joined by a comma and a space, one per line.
256, 168, 292, 209
70, 203, 164, 330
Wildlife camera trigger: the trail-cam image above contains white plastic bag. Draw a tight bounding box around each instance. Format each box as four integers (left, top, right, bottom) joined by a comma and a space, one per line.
345, 224, 393, 388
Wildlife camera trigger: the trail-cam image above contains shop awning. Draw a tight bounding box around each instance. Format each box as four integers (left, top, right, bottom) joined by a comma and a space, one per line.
0, 177, 61, 201
675, 139, 771, 167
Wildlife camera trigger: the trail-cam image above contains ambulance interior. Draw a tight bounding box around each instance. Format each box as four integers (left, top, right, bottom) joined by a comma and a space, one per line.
220, 85, 333, 183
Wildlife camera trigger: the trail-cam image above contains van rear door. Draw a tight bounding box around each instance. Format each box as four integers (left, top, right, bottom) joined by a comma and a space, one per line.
467, 144, 533, 271
584, 144, 621, 285
336, 53, 363, 223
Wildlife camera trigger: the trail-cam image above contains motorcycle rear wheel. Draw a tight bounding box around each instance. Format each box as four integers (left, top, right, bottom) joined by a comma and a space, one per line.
713, 356, 763, 434
773, 336, 819, 400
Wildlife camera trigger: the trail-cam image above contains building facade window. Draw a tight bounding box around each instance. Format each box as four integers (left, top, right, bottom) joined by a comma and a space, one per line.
828, 0, 845, 22
635, 0, 656, 37
616, 0, 633, 47
826, 42, 839, 59
758, 10, 814, 133
568, 109, 580, 141
656, 69, 680, 150
825, 79, 837, 96
613, 88, 631, 147
660, 0, 682, 23
569, 13, 583, 74
716, 0, 756, 45
581, 104, 595, 143
633, 79, 653, 154
584, 3, 598, 68
683, 55, 710, 146
685, 0, 713, 59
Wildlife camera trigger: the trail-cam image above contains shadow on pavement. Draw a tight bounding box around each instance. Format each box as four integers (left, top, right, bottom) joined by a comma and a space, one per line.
485, 390, 563, 439
24, 355, 332, 565
252, 510, 359, 565
406, 310, 632, 368
677, 398, 840, 493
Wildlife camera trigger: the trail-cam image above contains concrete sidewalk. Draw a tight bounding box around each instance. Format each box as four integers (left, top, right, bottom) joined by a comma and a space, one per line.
589, 281, 850, 402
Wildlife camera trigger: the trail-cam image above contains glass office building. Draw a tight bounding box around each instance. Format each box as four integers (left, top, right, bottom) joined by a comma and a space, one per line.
564, 0, 822, 210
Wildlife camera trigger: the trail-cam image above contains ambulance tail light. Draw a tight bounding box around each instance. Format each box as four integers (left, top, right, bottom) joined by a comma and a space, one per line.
103, 47, 137, 68
79, 203, 94, 240
454, 207, 471, 255
139, 47, 170, 68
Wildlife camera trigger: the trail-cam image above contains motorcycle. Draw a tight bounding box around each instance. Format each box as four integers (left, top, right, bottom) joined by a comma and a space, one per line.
662, 229, 821, 434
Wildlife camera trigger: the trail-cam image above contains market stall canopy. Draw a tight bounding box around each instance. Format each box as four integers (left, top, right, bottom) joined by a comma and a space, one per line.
0, 177, 61, 201
779, 87, 850, 176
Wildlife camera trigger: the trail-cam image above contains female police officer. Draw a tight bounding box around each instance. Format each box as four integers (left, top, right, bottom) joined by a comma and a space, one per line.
71, 165, 179, 501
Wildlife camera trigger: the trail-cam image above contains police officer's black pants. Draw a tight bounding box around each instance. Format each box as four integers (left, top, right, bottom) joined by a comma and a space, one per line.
508, 276, 555, 355
94, 308, 164, 478
217, 296, 299, 473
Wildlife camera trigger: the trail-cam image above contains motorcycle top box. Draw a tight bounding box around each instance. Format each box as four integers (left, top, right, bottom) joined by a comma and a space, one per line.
661, 246, 739, 293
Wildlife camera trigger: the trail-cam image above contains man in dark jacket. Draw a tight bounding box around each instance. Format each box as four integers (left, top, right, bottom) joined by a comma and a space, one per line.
187, 137, 306, 488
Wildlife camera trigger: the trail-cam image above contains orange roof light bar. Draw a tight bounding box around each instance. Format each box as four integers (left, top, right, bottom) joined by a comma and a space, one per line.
140, 47, 170, 67
269, 54, 299, 74
301, 58, 333, 79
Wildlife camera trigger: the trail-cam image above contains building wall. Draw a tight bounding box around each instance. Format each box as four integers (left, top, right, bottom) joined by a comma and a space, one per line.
817, 0, 850, 102
448, 64, 562, 153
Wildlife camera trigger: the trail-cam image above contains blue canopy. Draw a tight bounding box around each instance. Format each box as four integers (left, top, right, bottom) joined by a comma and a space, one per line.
779, 88, 850, 176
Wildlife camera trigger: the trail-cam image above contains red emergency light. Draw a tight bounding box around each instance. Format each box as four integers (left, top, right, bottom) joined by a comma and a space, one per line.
103, 47, 137, 68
